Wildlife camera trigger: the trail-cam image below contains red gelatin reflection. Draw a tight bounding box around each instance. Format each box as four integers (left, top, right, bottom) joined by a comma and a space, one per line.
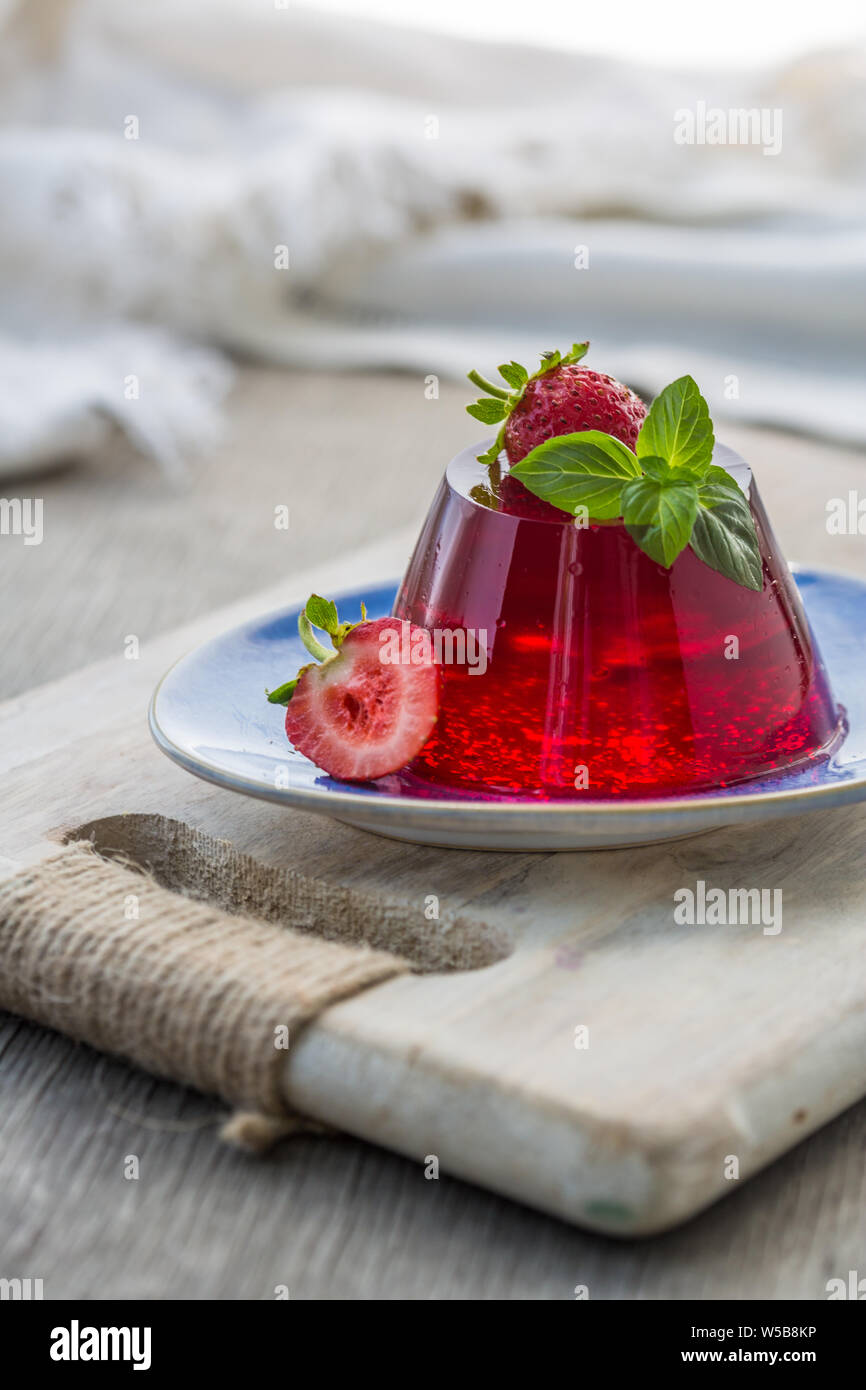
393, 443, 841, 799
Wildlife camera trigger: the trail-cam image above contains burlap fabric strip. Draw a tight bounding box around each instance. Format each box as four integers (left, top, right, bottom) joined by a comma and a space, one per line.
0, 840, 408, 1150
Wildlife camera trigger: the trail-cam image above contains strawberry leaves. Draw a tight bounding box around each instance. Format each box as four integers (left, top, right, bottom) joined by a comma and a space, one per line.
265, 674, 304, 705
301, 594, 340, 660
267, 595, 368, 705
496, 361, 529, 390
504, 375, 763, 591
466, 343, 589, 467
466, 397, 509, 426
304, 595, 339, 631
535, 342, 589, 377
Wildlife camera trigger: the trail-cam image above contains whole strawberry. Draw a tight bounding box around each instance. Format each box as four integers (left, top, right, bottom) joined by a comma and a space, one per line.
467, 344, 646, 517
506, 365, 645, 462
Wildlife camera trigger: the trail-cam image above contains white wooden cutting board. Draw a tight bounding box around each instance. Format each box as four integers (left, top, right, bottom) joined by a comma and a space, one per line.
2, 530, 865, 1235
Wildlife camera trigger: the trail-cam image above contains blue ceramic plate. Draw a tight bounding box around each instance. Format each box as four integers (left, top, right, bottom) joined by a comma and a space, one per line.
149, 569, 866, 850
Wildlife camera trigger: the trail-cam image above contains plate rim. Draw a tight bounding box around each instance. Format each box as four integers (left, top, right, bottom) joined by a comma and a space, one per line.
148, 564, 865, 825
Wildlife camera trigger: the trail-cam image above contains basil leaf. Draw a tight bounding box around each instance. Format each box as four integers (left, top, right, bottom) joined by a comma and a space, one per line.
640, 454, 696, 483
509, 430, 641, 520
696, 463, 748, 503
622, 465, 699, 567
690, 467, 763, 591
637, 375, 714, 478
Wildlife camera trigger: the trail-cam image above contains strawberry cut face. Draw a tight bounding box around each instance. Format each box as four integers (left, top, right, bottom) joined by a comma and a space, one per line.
284, 617, 439, 782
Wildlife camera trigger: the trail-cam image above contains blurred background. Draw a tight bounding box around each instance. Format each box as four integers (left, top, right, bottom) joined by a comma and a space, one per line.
2, 0, 865, 692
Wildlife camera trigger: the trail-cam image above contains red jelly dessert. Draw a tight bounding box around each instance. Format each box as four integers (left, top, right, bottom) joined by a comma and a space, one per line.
393, 442, 841, 799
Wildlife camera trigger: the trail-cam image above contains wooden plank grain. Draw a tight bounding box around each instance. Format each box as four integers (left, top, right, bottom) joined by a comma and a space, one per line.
1, 1011, 864, 1299
2, 619, 865, 1237
2, 368, 866, 1296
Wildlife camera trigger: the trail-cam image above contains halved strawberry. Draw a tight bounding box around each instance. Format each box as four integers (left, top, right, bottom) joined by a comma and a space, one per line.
267, 599, 438, 782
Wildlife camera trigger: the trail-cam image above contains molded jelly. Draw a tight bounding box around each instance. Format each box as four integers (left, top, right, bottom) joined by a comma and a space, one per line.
393, 442, 841, 799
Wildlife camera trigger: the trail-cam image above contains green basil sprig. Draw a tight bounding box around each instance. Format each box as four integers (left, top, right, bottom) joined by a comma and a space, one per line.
508, 375, 762, 590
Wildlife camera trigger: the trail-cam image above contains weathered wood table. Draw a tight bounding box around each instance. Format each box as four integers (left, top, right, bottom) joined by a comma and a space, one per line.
1, 369, 864, 1298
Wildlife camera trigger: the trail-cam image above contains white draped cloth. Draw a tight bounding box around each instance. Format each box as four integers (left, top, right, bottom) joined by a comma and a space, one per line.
1, 0, 864, 475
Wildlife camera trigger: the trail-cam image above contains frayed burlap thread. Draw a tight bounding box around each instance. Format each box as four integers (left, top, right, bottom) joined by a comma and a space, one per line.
0, 841, 408, 1146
